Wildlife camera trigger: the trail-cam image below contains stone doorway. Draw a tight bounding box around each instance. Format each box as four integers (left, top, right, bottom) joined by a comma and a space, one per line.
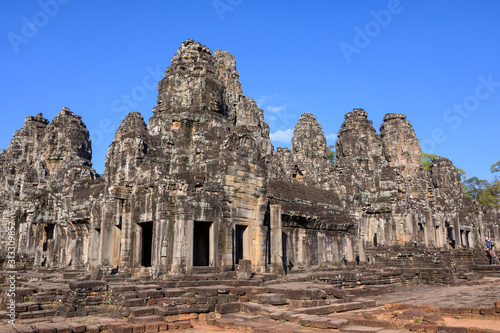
139, 222, 153, 267
43, 224, 55, 251
235, 225, 247, 265
460, 229, 470, 247
445, 221, 455, 248
193, 221, 212, 266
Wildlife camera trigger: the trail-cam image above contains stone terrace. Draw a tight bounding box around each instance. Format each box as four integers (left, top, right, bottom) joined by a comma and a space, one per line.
2, 262, 500, 333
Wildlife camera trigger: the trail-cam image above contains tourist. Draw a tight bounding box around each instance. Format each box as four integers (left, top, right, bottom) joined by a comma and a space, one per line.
490, 249, 497, 265
486, 236, 491, 249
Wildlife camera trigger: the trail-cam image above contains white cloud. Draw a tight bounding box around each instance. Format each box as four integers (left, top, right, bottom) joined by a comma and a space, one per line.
266, 115, 277, 121
256, 95, 267, 107
325, 133, 337, 140
267, 105, 286, 113
270, 128, 293, 143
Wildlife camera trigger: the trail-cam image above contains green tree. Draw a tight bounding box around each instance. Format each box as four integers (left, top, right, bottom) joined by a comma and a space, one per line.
463, 177, 488, 200
477, 182, 500, 208
421, 153, 438, 170
326, 144, 336, 166
462, 165, 500, 208
491, 160, 500, 173
456, 167, 467, 183
486, 160, 500, 207
421, 152, 466, 181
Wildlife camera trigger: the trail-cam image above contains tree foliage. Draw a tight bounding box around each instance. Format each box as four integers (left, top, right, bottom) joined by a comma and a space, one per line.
326, 144, 336, 166
491, 161, 500, 173
421, 153, 466, 182
462, 177, 488, 200
421, 153, 438, 170
462, 160, 500, 208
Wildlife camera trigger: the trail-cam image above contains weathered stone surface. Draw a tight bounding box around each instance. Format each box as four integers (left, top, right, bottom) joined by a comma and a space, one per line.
68, 280, 107, 292
336, 108, 384, 171
290, 113, 331, 185
0, 39, 498, 281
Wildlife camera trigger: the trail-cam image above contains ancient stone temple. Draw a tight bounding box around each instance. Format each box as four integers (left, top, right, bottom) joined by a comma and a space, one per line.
1, 39, 499, 278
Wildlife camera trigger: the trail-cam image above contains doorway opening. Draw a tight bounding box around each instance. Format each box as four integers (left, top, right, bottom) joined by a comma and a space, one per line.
43, 224, 55, 251
418, 223, 425, 243
445, 221, 455, 248
235, 225, 247, 265
193, 222, 212, 266
139, 222, 153, 267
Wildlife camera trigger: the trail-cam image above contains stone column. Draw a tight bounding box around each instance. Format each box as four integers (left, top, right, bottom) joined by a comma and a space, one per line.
454, 215, 461, 247
346, 236, 355, 263
270, 204, 285, 274
425, 211, 434, 246
405, 214, 413, 246
119, 200, 132, 270
358, 236, 366, 263
159, 218, 169, 269
358, 215, 366, 263
423, 221, 429, 247
34, 246, 43, 267
171, 202, 189, 274
46, 240, 55, 268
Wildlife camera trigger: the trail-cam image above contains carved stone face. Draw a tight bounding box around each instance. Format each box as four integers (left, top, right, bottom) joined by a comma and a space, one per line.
156, 40, 225, 116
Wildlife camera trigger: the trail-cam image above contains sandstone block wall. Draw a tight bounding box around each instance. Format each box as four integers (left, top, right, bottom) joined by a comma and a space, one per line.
1, 39, 498, 276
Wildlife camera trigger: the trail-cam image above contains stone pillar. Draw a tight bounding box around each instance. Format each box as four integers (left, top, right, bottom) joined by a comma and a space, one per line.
423, 222, 429, 247
34, 245, 43, 266
346, 236, 355, 263
46, 240, 55, 268
159, 218, 169, 269
270, 204, 285, 274
317, 232, 326, 266
454, 215, 461, 247
171, 219, 187, 274
332, 237, 340, 266
119, 200, 132, 270
425, 211, 434, 246
358, 215, 366, 263
469, 229, 475, 248
358, 237, 366, 263
405, 214, 413, 245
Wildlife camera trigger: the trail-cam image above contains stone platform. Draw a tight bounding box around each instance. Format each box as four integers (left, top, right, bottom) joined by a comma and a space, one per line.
1, 266, 500, 333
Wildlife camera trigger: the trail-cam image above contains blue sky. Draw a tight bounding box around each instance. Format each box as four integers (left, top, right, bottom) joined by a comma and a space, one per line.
1, 1, 499, 181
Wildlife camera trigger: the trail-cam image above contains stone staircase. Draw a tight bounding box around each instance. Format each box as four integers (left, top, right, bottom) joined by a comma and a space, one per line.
2, 262, 499, 332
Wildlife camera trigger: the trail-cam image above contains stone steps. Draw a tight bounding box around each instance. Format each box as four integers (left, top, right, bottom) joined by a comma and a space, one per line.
127, 314, 165, 324
248, 293, 287, 305
210, 312, 405, 332
5, 320, 192, 333
294, 300, 376, 316
208, 313, 321, 333
121, 298, 145, 307
128, 306, 155, 317
212, 299, 408, 332
340, 325, 406, 333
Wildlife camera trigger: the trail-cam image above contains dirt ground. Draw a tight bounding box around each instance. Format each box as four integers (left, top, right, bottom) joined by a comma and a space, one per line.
182, 278, 500, 332
371, 277, 500, 308
182, 322, 241, 333
360, 277, 500, 331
